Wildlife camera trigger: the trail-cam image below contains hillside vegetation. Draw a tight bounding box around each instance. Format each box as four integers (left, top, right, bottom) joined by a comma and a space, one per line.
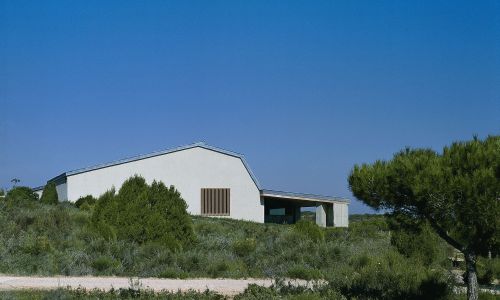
0, 185, 498, 299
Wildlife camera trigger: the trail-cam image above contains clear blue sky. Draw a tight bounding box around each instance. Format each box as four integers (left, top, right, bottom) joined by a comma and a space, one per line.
1, 1, 499, 214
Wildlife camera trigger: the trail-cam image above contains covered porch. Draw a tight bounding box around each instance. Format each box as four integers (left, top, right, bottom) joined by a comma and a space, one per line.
261, 189, 349, 227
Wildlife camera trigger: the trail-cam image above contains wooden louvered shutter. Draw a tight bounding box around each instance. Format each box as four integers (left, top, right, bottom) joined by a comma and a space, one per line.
201, 188, 230, 216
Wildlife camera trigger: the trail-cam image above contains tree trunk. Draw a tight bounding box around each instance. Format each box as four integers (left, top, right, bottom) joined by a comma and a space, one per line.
465, 252, 479, 300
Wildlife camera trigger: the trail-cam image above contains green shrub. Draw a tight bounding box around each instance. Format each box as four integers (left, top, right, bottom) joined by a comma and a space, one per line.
235, 282, 347, 300
234, 284, 280, 300
21, 234, 53, 255
40, 182, 58, 205
88, 221, 117, 241
477, 292, 500, 300
233, 238, 257, 257
91, 176, 195, 250
287, 266, 322, 280
207, 260, 230, 278
333, 250, 453, 300
347, 216, 388, 239
477, 257, 500, 285
158, 267, 188, 279
0, 287, 225, 299
389, 222, 448, 266
91, 256, 120, 273
195, 221, 225, 236
351, 253, 370, 270
75, 195, 97, 210
5, 186, 39, 203
293, 220, 324, 242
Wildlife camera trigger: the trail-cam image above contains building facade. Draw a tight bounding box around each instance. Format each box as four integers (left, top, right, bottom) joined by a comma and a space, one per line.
34, 143, 349, 227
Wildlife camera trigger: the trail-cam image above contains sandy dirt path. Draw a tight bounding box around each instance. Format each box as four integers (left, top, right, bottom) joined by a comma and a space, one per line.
0, 275, 302, 296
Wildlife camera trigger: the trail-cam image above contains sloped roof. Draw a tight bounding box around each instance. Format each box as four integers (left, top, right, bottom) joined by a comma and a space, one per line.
49, 142, 261, 189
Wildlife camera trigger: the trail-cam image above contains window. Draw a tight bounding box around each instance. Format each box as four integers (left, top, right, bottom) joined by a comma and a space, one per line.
201, 188, 230, 216
269, 208, 285, 216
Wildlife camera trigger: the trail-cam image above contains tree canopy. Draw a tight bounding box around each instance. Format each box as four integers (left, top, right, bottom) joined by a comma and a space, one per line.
348, 135, 499, 300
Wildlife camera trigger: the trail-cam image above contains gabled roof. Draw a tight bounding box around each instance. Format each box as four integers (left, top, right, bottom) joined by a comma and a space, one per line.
261, 189, 349, 203
49, 142, 261, 189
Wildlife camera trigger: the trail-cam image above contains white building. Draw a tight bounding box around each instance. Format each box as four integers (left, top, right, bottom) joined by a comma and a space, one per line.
34, 143, 349, 227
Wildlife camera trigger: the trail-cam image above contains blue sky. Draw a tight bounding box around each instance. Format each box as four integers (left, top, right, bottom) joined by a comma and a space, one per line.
1, 1, 498, 214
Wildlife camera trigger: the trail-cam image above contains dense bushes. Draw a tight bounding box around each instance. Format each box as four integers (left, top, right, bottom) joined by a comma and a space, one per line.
1, 190, 496, 299
390, 222, 449, 267
75, 195, 97, 210
477, 257, 500, 285
91, 176, 195, 250
4, 186, 39, 203
333, 251, 453, 299
0, 287, 224, 299
40, 182, 58, 205
2, 286, 499, 300
233, 238, 257, 257
293, 220, 324, 242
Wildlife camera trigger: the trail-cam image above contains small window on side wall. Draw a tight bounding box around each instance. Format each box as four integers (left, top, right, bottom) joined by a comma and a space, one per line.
201, 188, 230, 216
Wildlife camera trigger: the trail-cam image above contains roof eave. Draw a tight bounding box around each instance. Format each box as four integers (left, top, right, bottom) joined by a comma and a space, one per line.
260, 189, 349, 204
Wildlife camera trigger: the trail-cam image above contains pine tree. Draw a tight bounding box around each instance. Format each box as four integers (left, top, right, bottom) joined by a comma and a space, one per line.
348, 135, 500, 300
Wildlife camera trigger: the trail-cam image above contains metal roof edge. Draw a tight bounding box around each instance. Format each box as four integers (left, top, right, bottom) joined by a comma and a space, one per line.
260, 189, 349, 203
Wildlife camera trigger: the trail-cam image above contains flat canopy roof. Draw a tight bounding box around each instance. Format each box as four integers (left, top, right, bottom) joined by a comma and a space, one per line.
261, 189, 349, 204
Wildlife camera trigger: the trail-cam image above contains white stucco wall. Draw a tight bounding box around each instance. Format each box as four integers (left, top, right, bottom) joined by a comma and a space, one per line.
315, 203, 327, 227
56, 183, 68, 202
34, 190, 43, 199
333, 202, 349, 227
64, 147, 263, 223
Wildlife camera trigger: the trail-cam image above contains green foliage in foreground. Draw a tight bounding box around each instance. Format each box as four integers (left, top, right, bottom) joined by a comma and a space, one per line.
90, 176, 195, 250
40, 182, 58, 205
1, 283, 498, 300
0, 198, 470, 299
0, 288, 223, 300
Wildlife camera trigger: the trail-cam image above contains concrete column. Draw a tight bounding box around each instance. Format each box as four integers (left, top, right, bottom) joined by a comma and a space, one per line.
294, 205, 301, 223
315, 203, 326, 227
333, 203, 349, 227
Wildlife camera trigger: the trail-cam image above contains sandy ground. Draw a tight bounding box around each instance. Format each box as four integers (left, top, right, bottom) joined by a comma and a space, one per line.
0, 275, 308, 296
